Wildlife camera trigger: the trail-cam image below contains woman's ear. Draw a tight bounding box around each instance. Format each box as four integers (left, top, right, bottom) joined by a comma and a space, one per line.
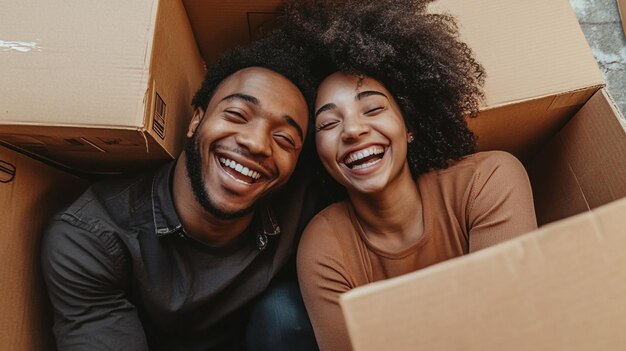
187, 108, 205, 138
407, 131, 415, 144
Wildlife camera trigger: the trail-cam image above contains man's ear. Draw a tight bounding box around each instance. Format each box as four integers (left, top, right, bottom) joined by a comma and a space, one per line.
187, 108, 205, 138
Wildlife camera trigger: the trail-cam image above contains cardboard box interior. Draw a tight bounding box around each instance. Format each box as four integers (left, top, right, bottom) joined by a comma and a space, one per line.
0, 146, 88, 350
340, 196, 626, 351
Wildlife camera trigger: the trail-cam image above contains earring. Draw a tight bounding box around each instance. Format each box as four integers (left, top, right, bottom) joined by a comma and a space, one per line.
407, 134, 415, 144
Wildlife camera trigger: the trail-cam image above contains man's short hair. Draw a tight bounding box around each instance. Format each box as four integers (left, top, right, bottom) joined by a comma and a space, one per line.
191, 29, 316, 113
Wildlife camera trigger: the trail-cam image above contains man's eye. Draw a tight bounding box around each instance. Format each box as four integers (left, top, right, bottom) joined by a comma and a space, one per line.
225, 110, 247, 122
275, 134, 296, 149
315, 120, 338, 132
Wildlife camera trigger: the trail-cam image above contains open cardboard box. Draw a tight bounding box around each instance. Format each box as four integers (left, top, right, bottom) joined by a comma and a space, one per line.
2, 0, 625, 349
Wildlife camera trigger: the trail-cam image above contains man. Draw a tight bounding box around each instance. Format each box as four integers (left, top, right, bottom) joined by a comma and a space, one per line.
41, 30, 321, 350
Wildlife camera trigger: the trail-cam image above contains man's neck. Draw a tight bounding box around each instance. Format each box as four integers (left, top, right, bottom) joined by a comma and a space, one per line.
171, 155, 254, 247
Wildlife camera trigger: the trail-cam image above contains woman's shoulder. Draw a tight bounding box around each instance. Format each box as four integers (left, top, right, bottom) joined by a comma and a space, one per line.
425, 151, 523, 181
452, 150, 522, 172
298, 201, 355, 266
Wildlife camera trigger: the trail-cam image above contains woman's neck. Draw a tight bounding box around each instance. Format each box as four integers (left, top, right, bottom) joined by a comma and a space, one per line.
348, 167, 424, 250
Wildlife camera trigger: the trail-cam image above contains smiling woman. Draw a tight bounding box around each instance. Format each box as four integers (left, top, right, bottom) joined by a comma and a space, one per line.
284, 1, 539, 350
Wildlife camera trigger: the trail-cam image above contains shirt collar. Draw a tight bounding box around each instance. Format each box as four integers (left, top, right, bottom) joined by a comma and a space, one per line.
151, 161, 183, 237
150, 160, 281, 245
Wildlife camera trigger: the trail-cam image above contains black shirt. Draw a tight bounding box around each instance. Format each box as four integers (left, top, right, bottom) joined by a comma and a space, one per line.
41, 161, 320, 350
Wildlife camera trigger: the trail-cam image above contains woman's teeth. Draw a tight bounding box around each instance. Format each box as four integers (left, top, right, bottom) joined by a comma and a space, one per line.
344, 146, 385, 169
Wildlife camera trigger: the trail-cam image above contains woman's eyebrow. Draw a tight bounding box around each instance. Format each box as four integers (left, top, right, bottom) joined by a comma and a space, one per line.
356, 90, 388, 101
314, 103, 337, 118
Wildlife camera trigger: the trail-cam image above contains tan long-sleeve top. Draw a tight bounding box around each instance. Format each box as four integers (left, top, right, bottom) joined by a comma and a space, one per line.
297, 151, 538, 351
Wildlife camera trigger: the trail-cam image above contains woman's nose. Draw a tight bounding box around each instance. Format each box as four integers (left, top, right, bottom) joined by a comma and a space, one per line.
341, 114, 370, 142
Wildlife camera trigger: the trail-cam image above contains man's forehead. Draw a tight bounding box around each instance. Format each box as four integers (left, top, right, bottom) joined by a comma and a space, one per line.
208, 67, 309, 130
217, 67, 293, 96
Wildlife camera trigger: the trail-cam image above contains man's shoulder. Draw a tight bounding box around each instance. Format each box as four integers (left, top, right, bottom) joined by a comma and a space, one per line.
57, 167, 160, 233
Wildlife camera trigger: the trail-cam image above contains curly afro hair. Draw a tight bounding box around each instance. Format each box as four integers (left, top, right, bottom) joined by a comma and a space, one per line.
191, 28, 316, 115
282, 0, 486, 177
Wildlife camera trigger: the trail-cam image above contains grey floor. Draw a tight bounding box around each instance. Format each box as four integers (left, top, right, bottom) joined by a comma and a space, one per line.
570, 0, 626, 119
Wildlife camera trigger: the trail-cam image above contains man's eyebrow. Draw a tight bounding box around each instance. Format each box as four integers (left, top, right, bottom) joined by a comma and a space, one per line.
284, 115, 304, 142
314, 103, 336, 118
220, 93, 260, 105
356, 90, 389, 101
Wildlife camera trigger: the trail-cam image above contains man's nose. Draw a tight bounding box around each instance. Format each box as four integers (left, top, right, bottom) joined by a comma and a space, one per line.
235, 123, 272, 157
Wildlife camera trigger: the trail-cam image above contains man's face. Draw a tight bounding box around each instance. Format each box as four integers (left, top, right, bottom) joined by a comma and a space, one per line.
185, 67, 309, 219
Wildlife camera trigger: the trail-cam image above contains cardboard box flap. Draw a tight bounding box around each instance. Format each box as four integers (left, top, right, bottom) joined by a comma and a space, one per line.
0, 0, 157, 128
528, 89, 626, 225
340, 197, 626, 351
430, 0, 604, 108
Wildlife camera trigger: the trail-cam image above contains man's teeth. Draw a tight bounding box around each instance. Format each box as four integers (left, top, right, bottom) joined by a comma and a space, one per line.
219, 158, 261, 180
345, 146, 385, 164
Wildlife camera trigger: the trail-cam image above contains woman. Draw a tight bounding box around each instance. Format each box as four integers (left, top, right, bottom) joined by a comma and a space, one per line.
286, 0, 538, 350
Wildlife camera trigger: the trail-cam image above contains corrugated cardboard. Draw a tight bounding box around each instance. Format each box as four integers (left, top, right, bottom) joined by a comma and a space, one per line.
340, 196, 626, 351
528, 89, 626, 225
0, 146, 88, 350
0, 0, 205, 174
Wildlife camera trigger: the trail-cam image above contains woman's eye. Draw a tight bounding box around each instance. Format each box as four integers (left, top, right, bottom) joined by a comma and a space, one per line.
315, 120, 338, 132
364, 106, 384, 115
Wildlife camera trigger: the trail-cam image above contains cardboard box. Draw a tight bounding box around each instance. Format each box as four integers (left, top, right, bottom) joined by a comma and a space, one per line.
0, 146, 88, 350
340, 196, 626, 351
0, 0, 205, 174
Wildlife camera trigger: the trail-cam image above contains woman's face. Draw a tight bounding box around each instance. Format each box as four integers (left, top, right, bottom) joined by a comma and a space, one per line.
314, 72, 412, 195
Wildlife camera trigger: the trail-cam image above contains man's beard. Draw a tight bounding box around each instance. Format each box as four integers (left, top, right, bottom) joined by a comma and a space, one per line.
184, 133, 255, 220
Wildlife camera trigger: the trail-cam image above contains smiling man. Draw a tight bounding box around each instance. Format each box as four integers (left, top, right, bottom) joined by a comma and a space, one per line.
41, 30, 321, 351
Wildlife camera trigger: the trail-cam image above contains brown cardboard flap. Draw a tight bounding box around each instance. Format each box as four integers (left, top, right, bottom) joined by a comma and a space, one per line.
0, 146, 89, 350
0, 126, 170, 174
429, 0, 604, 107
340, 196, 626, 351
469, 87, 600, 162
528, 89, 626, 225
148, 0, 205, 155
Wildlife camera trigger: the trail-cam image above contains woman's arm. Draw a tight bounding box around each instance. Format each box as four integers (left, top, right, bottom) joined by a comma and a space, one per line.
467, 151, 538, 252
297, 214, 354, 351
